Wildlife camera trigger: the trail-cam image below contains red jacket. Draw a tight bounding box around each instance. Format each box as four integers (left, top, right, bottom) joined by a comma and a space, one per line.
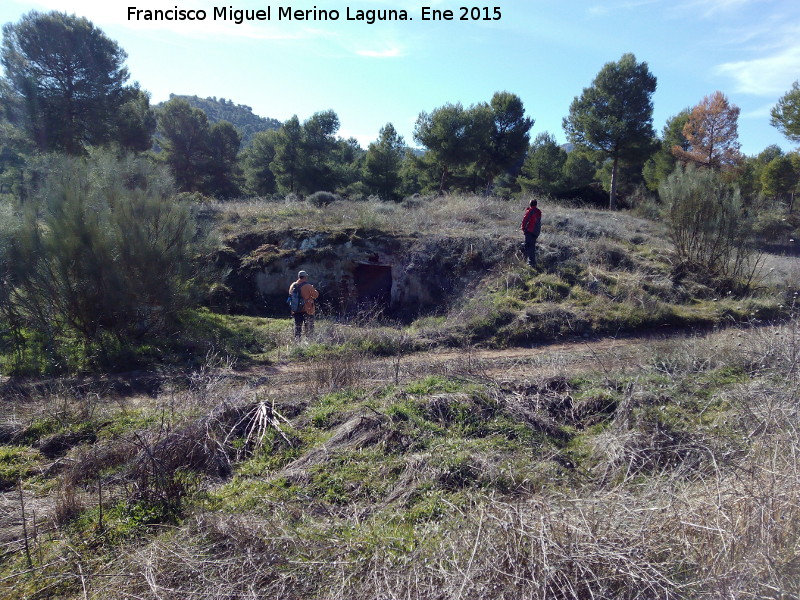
521, 206, 542, 234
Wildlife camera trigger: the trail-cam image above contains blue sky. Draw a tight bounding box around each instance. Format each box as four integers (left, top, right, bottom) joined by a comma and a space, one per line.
1, 0, 799, 156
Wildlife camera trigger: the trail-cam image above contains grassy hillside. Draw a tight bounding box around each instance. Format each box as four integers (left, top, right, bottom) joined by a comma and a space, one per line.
201, 193, 794, 354
1, 195, 799, 598
2, 321, 799, 598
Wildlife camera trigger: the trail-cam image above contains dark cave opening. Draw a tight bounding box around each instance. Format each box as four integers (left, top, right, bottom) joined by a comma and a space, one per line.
354, 263, 392, 309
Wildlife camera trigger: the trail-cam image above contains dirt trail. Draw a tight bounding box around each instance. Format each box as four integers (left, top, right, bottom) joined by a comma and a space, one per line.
258, 326, 743, 388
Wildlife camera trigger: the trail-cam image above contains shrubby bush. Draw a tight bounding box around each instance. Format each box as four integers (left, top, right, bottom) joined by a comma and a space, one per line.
0, 150, 216, 372
307, 191, 340, 206
751, 207, 800, 250
660, 164, 762, 290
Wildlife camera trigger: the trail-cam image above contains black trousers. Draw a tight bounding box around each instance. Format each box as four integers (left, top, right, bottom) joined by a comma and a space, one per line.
524, 232, 538, 266
293, 312, 315, 339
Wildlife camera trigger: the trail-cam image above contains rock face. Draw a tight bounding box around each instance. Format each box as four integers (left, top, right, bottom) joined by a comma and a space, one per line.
216, 227, 517, 318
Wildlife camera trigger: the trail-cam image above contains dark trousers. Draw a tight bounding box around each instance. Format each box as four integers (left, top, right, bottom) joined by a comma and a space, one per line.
293, 312, 314, 340
524, 232, 538, 266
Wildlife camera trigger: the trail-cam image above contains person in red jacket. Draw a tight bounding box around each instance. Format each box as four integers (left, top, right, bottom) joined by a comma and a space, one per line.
289, 270, 320, 341
521, 199, 542, 267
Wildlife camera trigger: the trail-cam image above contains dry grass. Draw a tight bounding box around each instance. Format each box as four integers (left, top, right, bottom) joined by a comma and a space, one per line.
208, 193, 665, 245
3, 318, 800, 599
4, 191, 799, 598
92, 450, 800, 599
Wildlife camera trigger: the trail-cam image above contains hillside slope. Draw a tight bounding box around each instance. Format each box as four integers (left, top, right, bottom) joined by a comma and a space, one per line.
2, 322, 799, 598
205, 194, 793, 345
2, 195, 798, 598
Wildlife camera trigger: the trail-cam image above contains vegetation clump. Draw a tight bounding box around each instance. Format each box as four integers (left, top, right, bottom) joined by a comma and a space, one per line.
0, 151, 218, 374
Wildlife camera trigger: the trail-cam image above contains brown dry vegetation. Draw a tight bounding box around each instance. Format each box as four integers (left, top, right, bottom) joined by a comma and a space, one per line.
2, 194, 799, 598
2, 319, 800, 599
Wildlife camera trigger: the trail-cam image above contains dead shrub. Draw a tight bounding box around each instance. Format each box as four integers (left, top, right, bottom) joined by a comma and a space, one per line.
63, 440, 139, 488
119, 399, 293, 514
127, 404, 247, 495
304, 351, 372, 394
53, 481, 83, 527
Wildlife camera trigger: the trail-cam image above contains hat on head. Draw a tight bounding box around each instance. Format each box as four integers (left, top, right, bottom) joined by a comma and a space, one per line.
298, 270, 309, 278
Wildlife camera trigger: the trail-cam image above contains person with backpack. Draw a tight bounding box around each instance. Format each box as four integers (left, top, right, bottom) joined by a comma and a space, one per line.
288, 270, 320, 341
521, 198, 542, 267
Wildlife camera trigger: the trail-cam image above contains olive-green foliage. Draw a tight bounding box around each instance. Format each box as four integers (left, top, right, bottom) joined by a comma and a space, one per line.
307, 191, 340, 206
563, 53, 657, 209
642, 109, 690, 192
771, 80, 800, 144
518, 132, 568, 196
363, 123, 405, 201
1, 151, 214, 372
413, 92, 533, 194
661, 164, 762, 290
158, 97, 243, 198
1, 10, 155, 155
760, 154, 798, 202
0, 119, 34, 198
269, 111, 364, 196
242, 129, 279, 196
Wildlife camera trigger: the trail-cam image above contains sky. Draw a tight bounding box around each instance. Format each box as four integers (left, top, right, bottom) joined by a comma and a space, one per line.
1, 0, 799, 156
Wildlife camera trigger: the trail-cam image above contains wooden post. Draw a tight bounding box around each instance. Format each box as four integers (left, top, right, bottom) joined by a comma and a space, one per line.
18, 480, 32, 568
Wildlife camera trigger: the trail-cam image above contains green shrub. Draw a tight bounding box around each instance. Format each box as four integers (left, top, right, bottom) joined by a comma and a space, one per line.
660, 165, 762, 290
1, 151, 218, 372
307, 191, 340, 206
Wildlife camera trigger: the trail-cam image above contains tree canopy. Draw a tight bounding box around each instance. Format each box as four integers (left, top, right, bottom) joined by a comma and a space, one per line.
643, 109, 690, 191
1, 9, 796, 212
242, 129, 279, 196
414, 92, 533, 194
161, 95, 281, 146
364, 123, 405, 201
414, 102, 475, 193
563, 53, 657, 209
518, 132, 567, 196
672, 91, 742, 170
771, 81, 800, 144
472, 91, 534, 192
157, 97, 242, 197
1, 10, 153, 154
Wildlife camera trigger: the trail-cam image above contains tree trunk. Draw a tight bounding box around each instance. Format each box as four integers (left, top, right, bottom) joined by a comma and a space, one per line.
609, 155, 619, 210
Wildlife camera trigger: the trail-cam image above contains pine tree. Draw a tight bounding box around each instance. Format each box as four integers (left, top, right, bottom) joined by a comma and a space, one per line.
672, 91, 742, 170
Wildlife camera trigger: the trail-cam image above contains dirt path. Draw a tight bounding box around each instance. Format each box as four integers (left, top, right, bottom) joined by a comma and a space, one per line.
256, 326, 745, 389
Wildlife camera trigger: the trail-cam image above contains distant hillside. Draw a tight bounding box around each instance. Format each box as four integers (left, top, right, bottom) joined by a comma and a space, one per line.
160, 94, 281, 146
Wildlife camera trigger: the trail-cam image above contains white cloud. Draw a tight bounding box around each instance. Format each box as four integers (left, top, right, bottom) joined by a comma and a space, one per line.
740, 101, 776, 120
717, 44, 800, 96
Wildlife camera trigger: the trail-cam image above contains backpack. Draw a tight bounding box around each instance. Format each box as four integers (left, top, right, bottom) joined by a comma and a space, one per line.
287, 282, 307, 313
523, 207, 542, 237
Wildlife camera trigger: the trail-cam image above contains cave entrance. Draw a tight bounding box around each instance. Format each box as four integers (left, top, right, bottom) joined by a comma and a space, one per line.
354, 263, 392, 309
